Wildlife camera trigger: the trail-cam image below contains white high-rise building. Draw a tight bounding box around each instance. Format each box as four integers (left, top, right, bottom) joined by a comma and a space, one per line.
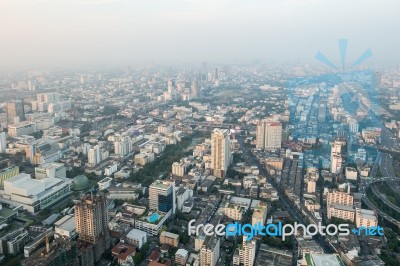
0, 132, 6, 153
348, 118, 359, 134
211, 129, 230, 178
149, 180, 176, 214
331, 155, 342, 174
88, 145, 101, 167
199, 236, 220, 266
233, 236, 256, 266
256, 119, 282, 151
114, 136, 132, 157
330, 140, 343, 174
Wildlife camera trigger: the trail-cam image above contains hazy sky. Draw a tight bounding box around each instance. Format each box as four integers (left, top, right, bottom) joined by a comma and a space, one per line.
0, 0, 399, 68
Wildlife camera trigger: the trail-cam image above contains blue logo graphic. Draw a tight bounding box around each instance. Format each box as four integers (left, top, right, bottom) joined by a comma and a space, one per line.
315, 39, 373, 70
351, 226, 384, 236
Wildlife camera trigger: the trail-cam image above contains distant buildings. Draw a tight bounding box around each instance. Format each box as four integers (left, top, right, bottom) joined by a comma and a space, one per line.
6, 101, 25, 124
25, 138, 61, 165
256, 119, 282, 151
34, 162, 66, 179
0, 132, 6, 153
8, 121, 36, 137
0, 165, 19, 189
210, 128, 230, 178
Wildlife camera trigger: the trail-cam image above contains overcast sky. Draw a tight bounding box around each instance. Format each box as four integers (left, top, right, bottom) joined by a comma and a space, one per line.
0, 0, 399, 68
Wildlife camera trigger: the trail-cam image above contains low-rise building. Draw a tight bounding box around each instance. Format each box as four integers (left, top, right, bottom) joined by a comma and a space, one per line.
126, 228, 147, 249
159, 231, 179, 248
327, 204, 355, 222
2, 173, 71, 213
355, 208, 378, 228
98, 177, 112, 191
54, 214, 76, 240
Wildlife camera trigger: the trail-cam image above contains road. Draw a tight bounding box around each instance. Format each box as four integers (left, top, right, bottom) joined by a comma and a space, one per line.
238, 136, 332, 254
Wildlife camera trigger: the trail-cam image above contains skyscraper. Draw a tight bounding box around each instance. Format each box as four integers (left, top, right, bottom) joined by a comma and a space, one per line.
233, 236, 256, 266
6, 101, 25, 123
256, 119, 282, 151
75, 192, 109, 244
149, 180, 175, 214
88, 145, 101, 167
211, 128, 231, 178
114, 136, 132, 157
330, 140, 343, 174
74, 192, 110, 265
0, 132, 6, 153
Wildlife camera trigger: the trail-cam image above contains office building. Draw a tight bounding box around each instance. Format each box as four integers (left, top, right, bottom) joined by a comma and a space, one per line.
199, 236, 220, 266
6, 101, 25, 124
256, 119, 282, 151
0, 132, 6, 153
211, 128, 231, 178
149, 180, 175, 214
0, 228, 29, 255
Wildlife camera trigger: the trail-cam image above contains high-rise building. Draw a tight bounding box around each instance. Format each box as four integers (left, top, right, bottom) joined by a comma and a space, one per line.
233, 236, 256, 266
256, 119, 282, 151
74, 192, 110, 266
348, 118, 359, 134
6, 101, 25, 124
211, 129, 230, 178
168, 79, 176, 97
74, 192, 109, 244
0, 132, 6, 153
331, 155, 342, 174
88, 145, 101, 167
330, 140, 343, 174
199, 236, 220, 266
149, 180, 175, 214
114, 136, 132, 157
